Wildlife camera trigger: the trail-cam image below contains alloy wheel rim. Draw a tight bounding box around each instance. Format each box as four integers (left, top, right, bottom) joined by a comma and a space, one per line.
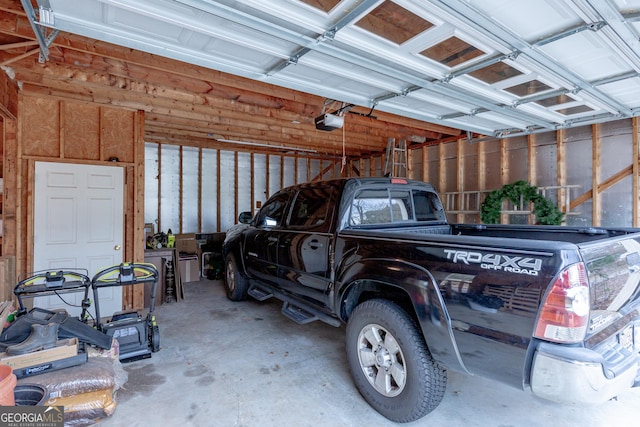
226, 261, 236, 292
356, 323, 406, 397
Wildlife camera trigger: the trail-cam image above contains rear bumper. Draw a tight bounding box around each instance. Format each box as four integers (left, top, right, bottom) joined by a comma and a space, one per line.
531, 341, 639, 405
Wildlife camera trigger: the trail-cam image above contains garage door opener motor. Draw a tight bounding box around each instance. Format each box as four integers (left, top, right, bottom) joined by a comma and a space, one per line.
92, 263, 160, 362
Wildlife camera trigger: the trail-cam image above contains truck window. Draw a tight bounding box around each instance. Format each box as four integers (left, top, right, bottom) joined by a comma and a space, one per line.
413, 190, 446, 222
288, 187, 333, 228
391, 189, 413, 221
255, 193, 290, 227
350, 188, 411, 225
349, 187, 444, 225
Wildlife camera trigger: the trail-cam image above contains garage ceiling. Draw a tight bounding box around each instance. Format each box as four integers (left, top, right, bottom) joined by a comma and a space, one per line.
6, 0, 640, 156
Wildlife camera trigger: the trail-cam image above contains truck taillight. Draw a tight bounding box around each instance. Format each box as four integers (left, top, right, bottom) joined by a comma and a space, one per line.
534, 262, 589, 344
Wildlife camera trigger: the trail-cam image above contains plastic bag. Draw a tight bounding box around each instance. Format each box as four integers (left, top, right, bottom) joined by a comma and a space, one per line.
17, 356, 126, 399
45, 388, 116, 425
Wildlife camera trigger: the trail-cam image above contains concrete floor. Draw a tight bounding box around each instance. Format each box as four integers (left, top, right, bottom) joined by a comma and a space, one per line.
100, 278, 640, 427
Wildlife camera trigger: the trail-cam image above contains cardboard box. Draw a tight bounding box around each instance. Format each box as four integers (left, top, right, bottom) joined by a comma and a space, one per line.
0, 338, 78, 369
144, 223, 155, 239
179, 256, 200, 283
175, 233, 198, 255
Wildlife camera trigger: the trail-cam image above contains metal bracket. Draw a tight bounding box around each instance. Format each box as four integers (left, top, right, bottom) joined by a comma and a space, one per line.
20, 0, 60, 63
321, 28, 337, 42
440, 74, 454, 83
288, 55, 300, 65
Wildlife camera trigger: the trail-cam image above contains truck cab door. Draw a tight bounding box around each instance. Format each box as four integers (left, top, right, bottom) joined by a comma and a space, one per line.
277, 184, 337, 309
243, 192, 291, 285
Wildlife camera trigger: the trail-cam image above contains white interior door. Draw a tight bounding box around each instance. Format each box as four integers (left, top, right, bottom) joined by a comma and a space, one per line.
33, 162, 124, 319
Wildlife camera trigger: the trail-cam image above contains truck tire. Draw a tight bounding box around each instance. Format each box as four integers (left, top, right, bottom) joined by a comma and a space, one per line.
346, 299, 447, 422
224, 253, 249, 301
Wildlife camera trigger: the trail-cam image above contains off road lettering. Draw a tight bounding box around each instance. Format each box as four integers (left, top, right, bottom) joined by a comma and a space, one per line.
444, 249, 542, 276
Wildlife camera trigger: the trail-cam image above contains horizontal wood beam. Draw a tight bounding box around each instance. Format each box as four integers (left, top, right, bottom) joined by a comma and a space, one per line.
11, 59, 451, 141
16, 73, 424, 156
0, 40, 37, 50
144, 132, 344, 159
19, 82, 380, 156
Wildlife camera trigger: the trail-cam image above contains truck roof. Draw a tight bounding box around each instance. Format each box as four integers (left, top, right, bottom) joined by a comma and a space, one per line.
279, 177, 438, 193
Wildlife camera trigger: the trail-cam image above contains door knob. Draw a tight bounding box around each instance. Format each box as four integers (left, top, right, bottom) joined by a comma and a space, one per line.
114, 245, 121, 251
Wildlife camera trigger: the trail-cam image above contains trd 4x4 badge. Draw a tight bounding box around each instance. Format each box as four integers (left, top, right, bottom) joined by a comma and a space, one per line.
444, 249, 542, 276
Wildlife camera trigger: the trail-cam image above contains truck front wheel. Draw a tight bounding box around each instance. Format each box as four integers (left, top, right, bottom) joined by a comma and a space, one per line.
346, 299, 447, 422
224, 253, 249, 301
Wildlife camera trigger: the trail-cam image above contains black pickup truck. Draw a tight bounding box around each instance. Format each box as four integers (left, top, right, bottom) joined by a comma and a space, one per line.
222, 177, 640, 422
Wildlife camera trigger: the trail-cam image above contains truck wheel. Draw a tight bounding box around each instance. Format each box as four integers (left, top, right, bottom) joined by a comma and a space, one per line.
224, 253, 249, 301
346, 299, 447, 422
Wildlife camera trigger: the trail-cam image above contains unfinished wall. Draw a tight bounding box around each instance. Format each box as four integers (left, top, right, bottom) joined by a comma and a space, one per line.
410, 119, 640, 228
145, 117, 640, 234
0, 69, 18, 300
144, 143, 342, 234
14, 94, 146, 309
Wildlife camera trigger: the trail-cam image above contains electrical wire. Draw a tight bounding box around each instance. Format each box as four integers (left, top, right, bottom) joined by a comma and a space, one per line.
52, 290, 95, 323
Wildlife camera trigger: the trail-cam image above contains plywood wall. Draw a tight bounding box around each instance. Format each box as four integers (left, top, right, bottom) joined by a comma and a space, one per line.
21, 98, 138, 163
9, 94, 146, 309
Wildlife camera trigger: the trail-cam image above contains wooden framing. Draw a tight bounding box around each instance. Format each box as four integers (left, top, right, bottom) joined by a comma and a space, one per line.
13, 94, 146, 309
0, 64, 18, 119
419, 122, 640, 227
216, 150, 221, 232
499, 139, 508, 224
280, 155, 285, 189
265, 154, 270, 199
477, 140, 486, 195
557, 129, 566, 215
198, 148, 203, 232
500, 139, 508, 186
456, 138, 464, 223
527, 134, 536, 184
422, 146, 428, 182
145, 141, 345, 238
438, 143, 445, 196
0, 72, 18, 299
179, 146, 184, 232
234, 151, 239, 224
251, 153, 256, 213
0, 3, 466, 171
592, 124, 601, 226
3, 0, 640, 304
1, 118, 16, 256
633, 118, 639, 227
156, 144, 163, 232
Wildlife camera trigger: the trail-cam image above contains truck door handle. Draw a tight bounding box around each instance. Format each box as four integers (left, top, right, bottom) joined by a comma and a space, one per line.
309, 239, 323, 250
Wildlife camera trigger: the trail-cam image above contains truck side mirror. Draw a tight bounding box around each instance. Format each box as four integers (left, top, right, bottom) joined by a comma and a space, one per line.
238, 211, 253, 224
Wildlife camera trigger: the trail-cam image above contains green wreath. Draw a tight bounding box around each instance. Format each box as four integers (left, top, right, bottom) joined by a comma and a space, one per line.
480, 180, 564, 225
